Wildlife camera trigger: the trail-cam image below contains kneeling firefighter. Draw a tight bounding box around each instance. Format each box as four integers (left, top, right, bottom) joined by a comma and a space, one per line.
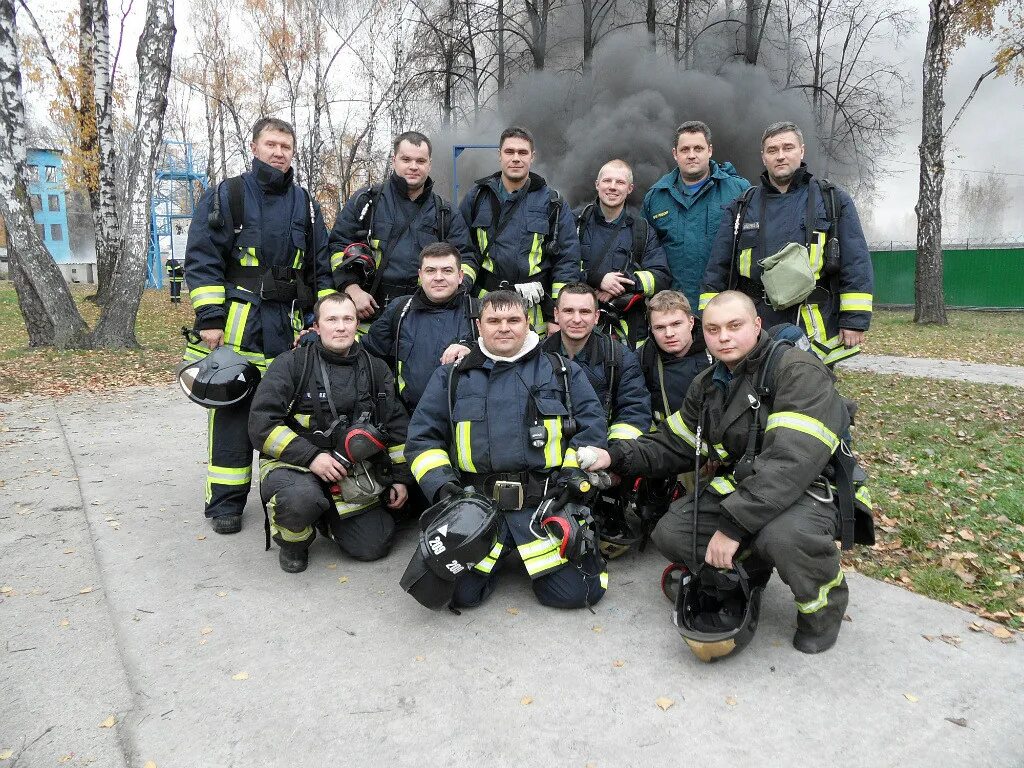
248, 293, 413, 572
405, 289, 610, 610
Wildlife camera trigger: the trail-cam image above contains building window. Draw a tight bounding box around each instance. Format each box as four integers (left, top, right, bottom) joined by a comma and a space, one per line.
46, 165, 58, 182
51, 223, 63, 241
31, 194, 42, 210
36, 223, 45, 240
28, 166, 39, 183
48, 194, 60, 212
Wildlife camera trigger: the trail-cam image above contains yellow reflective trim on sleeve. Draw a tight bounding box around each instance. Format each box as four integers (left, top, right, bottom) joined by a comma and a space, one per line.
608, 423, 644, 441
330, 251, 346, 271
840, 292, 874, 313
317, 288, 338, 300
542, 417, 563, 468
462, 264, 478, 282
190, 285, 225, 308
389, 444, 406, 464
822, 344, 861, 366
239, 247, 259, 267
738, 248, 752, 278
796, 569, 845, 614
551, 282, 566, 299
293, 414, 312, 428
713, 443, 730, 461
411, 448, 452, 482
765, 411, 840, 452
855, 485, 873, 509
698, 292, 719, 311
262, 425, 299, 458
635, 270, 655, 296
455, 421, 477, 472
528, 233, 544, 276
666, 411, 707, 455
708, 476, 736, 495
562, 448, 580, 469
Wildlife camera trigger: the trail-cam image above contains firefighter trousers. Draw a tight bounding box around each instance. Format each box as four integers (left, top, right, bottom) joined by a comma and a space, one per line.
205, 396, 255, 520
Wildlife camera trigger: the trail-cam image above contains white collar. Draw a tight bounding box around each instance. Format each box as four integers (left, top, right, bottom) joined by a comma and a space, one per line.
478, 331, 540, 363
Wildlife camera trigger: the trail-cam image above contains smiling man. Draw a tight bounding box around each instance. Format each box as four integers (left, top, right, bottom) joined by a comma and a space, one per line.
248, 293, 413, 572
700, 121, 874, 367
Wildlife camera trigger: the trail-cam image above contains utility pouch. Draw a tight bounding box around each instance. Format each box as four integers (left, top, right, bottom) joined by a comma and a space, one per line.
336, 460, 385, 505
493, 480, 525, 511
758, 243, 816, 310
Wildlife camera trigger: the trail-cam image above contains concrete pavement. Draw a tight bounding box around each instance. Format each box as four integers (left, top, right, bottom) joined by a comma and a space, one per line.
2, 385, 1022, 768
844, 354, 1024, 388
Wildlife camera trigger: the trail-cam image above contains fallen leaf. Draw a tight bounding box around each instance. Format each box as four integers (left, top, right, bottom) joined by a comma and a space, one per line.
63, 549, 75, 554
59, 756, 73, 764
144, 763, 158, 768
196, 535, 206, 541
99, 715, 117, 728
0, 750, 13, 760
326, 563, 338, 570
612, 660, 625, 668
656, 697, 675, 711
0, 586, 12, 595
507, 607, 520, 616
60, 619, 70, 628
592, 625, 603, 633
415, 655, 425, 662
338, 576, 349, 584
725, 696, 738, 706
232, 672, 249, 681
990, 626, 1013, 640
957, 529, 975, 541
521, 696, 533, 705
968, 622, 985, 632
79, 586, 93, 594
200, 627, 213, 636
904, 693, 919, 703
215, 591, 227, 597
945, 717, 968, 728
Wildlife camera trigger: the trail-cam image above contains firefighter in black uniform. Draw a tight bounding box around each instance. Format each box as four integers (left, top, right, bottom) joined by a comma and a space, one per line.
249, 293, 412, 572
184, 117, 333, 534
165, 255, 184, 303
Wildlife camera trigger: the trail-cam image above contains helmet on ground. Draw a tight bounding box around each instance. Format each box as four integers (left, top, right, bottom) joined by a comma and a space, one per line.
177, 346, 260, 408
592, 493, 642, 559
674, 563, 763, 663
400, 487, 499, 609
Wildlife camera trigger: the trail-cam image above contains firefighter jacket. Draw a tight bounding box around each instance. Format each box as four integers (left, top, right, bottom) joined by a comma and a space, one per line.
607, 332, 850, 542
700, 165, 874, 366
248, 339, 413, 491
361, 287, 477, 411
184, 158, 333, 370
541, 330, 652, 441
642, 160, 750, 308
459, 172, 583, 310
406, 340, 608, 505
578, 204, 671, 299
165, 259, 184, 281
328, 175, 475, 297
636, 330, 712, 424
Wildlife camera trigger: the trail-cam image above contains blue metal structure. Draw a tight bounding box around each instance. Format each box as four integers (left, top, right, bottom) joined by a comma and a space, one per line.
26, 148, 73, 263
148, 141, 207, 288
451, 144, 499, 203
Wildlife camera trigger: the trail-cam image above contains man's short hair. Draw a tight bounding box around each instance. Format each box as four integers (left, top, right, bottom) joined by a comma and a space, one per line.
674, 120, 712, 148
252, 117, 296, 144
556, 282, 598, 307
703, 290, 757, 319
480, 289, 527, 317
761, 121, 804, 148
647, 290, 693, 317
313, 292, 356, 322
596, 159, 633, 184
419, 241, 461, 267
500, 126, 535, 151
393, 131, 432, 158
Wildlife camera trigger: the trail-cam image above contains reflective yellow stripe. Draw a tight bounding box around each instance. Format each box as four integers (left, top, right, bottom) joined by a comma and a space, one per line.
330, 251, 346, 271
608, 423, 643, 441
808, 231, 825, 278
190, 285, 225, 308
738, 248, 752, 278
822, 344, 861, 365
207, 465, 252, 485
561, 448, 580, 469
293, 414, 312, 428
713, 443, 730, 461
268, 496, 313, 543
551, 282, 566, 299
455, 421, 477, 472
370, 238, 383, 268
542, 417, 563, 468
332, 495, 378, 518
462, 264, 478, 283
855, 485, 873, 509
799, 303, 828, 346
796, 569, 845, 614
183, 341, 209, 362
239, 247, 259, 267
396, 360, 406, 393
519, 536, 568, 577
259, 457, 308, 481
839, 292, 873, 313
528, 233, 543, 275
224, 300, 251, 348
389, 443, 406, 464
666, 411, 707, 455
476, 230, 488, 257
709, 476, 736, 495
317, 288, 338, 300
262, 425, 299, 458
765, 411, 840, 452
634, 270, 655, 296
698, 292, 718, 311
599, 571, 609, 589
473, 541, 504, 573
292, 248, 303, 270
411, 449, 452, 482
481, 255, 494, 274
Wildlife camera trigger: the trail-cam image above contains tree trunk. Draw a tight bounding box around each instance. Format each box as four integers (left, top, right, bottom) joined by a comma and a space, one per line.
496, 0, 506, 90
647, 0, 657, 45
92, 0, 121, 306
0, 0, 91, 348
582, 0, 594, 73
204, 92, 217, 185
92, 0, 175, 348
914, 0, 948, 325
744, 0, 761, 64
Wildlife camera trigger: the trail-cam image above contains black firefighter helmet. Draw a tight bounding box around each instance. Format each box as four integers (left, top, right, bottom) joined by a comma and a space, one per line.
400, 487, 499, 609
177, 346, 261, 408
674, 563, 764, 663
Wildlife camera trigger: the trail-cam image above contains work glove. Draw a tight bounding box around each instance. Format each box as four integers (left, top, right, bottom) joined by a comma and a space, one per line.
576, 446, 600, 470
514, 281, 545, 308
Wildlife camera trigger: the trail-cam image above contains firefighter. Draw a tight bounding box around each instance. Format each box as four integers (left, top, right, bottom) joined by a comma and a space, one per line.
183, 117, 333, 535
700, 121, 874, 367
406, 290, 609, 609
577, 159, 670, 346
248, 293, 412, 572
165, 255, 184, 303
328, 132, 475, 326
580, 291, 864, 653
459, 126, 583, 337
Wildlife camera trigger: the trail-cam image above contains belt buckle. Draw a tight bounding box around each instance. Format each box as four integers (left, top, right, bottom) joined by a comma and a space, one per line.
492, 480, 524, 511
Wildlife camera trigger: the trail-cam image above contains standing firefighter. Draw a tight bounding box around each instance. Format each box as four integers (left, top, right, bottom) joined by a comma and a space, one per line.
183, 117, 333, 535
165, 255, 184, 303
459, 126, 583, 336
700, 121, 874, 367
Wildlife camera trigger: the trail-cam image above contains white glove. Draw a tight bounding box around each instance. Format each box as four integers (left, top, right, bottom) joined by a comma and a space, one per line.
577, 446, 600, 470
515, 281, 545, 308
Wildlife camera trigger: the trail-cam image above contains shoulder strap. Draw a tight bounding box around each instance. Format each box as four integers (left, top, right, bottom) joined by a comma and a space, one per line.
434, 193, 451, 240
393, 295, 417, 371
576, 202, 595, 240
727, 185, 758, 289
546, 189, 562, 247
630, 216, 648, 265
226, 175, 245, 235
355, 183, 384, 239
817, 178, 839, 232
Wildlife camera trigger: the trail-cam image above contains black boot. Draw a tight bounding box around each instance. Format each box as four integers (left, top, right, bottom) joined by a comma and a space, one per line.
210, 514, 242, 534
793, 578, 849, 654
278, 543, 309, 573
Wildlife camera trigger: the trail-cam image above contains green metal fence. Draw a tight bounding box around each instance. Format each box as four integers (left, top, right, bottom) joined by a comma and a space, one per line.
870, 247, 1024, 309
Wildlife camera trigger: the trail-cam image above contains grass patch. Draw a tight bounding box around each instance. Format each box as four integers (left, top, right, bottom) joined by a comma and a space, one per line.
838, 370, 1024, 628
867, 308, 1024, 366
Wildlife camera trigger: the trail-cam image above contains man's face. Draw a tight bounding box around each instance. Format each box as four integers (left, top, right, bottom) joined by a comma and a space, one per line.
702, 298, 762, 369
251, 128, 294, 172
419, 255, 461, 303
761, 130, 805, 187
649, 308, 695, 357
595, 164, 634, 210
314, 298, 358, 354
392, 139, 431, 191
554, 292, 599, 343
672, 131, 712, 183
477, 303, 529, 357
499, 137, 534, 183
